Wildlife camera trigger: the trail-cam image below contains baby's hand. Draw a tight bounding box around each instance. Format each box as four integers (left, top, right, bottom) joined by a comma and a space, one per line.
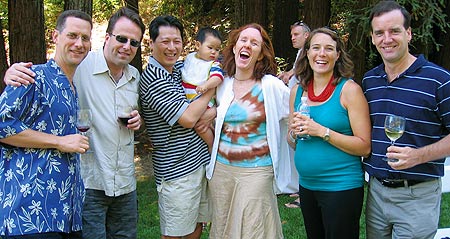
196, 85, 208, 94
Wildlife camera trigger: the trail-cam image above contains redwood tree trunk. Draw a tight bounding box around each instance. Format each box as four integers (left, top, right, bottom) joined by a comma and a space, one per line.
303, 0, 330, 30
0, 18, 7, 93
125, 0, 143, 72
233, 0, 268, 29
64, 0, 93, 16
272, 0, 299, 69
9, 0, 46, 64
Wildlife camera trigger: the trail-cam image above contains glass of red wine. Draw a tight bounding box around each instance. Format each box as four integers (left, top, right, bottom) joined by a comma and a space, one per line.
77, 109, 93, 153
117, 104, 140, 145
76, 109, 92, 136
117, 105, 133, 128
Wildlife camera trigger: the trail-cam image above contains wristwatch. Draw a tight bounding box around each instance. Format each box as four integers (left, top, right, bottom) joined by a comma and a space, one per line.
322, 128, 330, 141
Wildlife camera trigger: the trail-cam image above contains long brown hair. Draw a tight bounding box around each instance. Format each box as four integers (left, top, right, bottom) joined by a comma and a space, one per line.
222, 23, 277, 80
294, 27, 354, 89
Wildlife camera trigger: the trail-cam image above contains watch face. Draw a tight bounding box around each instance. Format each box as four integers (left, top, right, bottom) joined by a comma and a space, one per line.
324, 135, 330, 141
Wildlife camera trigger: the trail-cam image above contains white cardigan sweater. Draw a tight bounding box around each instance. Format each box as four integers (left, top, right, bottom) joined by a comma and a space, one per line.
206, 74, 291, 194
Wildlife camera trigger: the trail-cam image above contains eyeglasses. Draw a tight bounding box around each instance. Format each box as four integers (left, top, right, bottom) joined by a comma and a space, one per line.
292, 21, 311, 32
110, 33, 140, 48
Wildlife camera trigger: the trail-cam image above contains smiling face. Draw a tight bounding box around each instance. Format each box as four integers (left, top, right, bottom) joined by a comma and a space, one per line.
232, 27, 263, 75
306, 32, 340, 76
150, 25, 183, 73
104, 17, 143, 69
53, 16, 92, 71
371, 9, 411, 65
196, 34, 221, 61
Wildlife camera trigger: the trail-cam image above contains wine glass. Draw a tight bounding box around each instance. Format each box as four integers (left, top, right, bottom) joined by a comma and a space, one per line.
117, 104, 139, 145
76, 109, 92, 136
117, 105, 133, 128
384, 114, 406, 162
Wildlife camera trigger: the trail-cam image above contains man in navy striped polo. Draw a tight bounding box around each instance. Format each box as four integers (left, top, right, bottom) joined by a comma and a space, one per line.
362, 1, 450, 238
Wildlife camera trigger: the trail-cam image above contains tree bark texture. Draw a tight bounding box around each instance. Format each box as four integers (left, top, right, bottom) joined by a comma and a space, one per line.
0, 18, 7, 93
8, 0, 46, 64
303, 0, 330, 30
125, 0, 143, 72
272, 0, 299, 69
64, 0, 93, 16
233, 0, 268, 29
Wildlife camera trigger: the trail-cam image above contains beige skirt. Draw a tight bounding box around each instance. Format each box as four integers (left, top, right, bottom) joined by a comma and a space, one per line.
208, 162, 284, 239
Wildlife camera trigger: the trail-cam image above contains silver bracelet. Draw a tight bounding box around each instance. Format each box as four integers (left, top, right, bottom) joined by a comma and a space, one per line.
288, 130, 297, 143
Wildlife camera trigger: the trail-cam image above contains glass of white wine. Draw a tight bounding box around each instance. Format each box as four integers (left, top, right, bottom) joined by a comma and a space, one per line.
384, 114, 406, 162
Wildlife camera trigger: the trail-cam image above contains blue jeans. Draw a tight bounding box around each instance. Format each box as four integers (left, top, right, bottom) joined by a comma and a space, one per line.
82, 189, 138, 239
2, 232, 82, 239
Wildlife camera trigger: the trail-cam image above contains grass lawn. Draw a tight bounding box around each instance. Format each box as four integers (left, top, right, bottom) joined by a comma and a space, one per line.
136, 176, 450, 238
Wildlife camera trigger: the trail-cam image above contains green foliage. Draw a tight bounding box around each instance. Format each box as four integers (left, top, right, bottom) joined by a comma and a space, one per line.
44, 0, 64, 50
93, 0, 122, 22
139, 0, 233, 54
399, 0, 450, 52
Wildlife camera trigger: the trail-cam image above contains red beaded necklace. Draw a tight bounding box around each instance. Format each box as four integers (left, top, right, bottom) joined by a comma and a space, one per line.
307, 75, 336, 102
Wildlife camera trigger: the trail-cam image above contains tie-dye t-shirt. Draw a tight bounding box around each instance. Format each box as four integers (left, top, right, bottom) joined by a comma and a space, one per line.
216, 82, 272, 167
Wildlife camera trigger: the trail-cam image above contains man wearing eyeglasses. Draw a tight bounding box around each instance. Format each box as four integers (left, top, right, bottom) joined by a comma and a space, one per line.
0, 10, 92, 239
278, 21, 310, 88
4, 7, 145, 239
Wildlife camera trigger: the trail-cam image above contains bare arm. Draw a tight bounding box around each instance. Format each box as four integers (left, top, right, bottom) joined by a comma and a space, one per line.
291, 81, 371, 157
287, 85, 298, 149
178, 89, 215, 128
4, 62, 36, 86
195, 106, 216, 133
0, 129, 89, 154
278, 69, 294, 85
387, 134, 450, 170
196, 75, 222, 94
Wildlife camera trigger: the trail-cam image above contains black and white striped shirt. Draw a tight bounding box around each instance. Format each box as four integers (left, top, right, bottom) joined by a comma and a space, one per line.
139, 57, 210, 185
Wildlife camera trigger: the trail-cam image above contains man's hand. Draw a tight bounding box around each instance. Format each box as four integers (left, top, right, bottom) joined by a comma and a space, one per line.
4, 62, 35, 86
386, 146, 424, 170
127, 110, 142, 131
57, 134, 90, 154
278, 69, 294, 85
194, 106, 216, 133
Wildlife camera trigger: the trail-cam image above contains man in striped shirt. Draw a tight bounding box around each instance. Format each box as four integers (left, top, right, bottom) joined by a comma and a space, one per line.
139, 15, 215, 239
362, 1, 450, 239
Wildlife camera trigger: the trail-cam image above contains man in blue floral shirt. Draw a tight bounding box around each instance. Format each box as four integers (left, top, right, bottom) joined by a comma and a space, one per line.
0, 10, 92, 239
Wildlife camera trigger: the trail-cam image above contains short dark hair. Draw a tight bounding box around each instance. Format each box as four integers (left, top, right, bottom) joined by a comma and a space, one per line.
196, 27, 223, 43
149, 15, 184, 42
56, 10, 92, 32
369, 0, 411, 31
106, 7, 145, 40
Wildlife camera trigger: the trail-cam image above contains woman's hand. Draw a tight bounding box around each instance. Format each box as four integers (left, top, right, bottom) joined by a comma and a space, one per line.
290, 112, 326, 138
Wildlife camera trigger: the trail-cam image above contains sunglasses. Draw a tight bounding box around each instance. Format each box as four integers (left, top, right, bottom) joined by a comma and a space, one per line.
292, 21, 311, 32
110, 33, 140, 48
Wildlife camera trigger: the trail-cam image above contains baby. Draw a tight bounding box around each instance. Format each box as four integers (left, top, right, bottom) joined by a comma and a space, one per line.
181, 27, 224, 151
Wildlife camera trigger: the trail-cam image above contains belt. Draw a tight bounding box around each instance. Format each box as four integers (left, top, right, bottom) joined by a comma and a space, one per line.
374, 177, 435, 188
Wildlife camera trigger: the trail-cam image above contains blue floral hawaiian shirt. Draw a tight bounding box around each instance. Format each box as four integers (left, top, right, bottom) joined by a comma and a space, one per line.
0, 59, 84, 236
